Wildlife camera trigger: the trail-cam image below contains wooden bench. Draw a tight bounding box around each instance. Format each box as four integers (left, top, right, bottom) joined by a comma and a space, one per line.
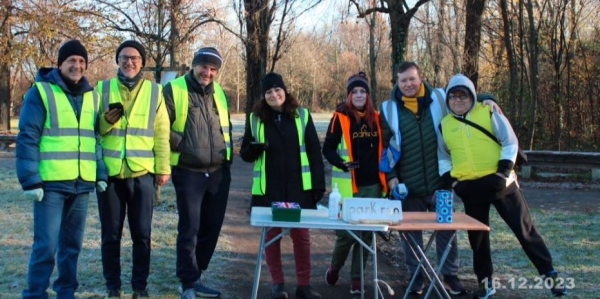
0, 135, 16, 150
521, 150, 600, 180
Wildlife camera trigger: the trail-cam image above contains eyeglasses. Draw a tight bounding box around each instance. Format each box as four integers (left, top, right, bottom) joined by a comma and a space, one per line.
447, 94, 470, 101
118, 55, 142, 63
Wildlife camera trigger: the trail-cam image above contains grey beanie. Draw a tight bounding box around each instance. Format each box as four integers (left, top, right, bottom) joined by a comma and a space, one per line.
192, 47, 223, 69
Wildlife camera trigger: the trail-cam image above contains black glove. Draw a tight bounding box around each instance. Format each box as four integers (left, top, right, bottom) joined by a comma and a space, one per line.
497, 159, 514, 177
249, 141, 268, 155
312, 190, 325, 203
441, 171, 457, 190
335, 160, 349, 172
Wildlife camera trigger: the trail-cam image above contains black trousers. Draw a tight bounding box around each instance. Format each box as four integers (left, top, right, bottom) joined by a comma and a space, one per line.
173, 165, 231, 288
97, 173, 155, 291
462, 187, 554, 283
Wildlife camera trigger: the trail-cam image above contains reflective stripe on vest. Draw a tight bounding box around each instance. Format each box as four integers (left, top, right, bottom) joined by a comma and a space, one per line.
249, 108, 312, 195
36, 82, 98, 182
169, 77, 232, 165
331, 112, 388, 199
98, 79, 160, 176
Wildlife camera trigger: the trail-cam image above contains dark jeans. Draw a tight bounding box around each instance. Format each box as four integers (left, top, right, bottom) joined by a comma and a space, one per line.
400, 194, 459, 277
23, 191, 89, 299
462, 188, 554, 282
97, 174, 155, 291
173, 165, 230, 288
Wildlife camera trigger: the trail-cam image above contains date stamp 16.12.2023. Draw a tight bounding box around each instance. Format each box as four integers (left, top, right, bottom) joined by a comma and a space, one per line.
483, 276, 575, 290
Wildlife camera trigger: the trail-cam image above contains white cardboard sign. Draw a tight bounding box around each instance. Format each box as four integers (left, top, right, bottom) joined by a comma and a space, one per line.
342, 198, 403, 224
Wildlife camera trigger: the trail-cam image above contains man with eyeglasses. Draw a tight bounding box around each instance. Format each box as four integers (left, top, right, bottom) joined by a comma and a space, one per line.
17, 39, 108, 299
378, 62, 501, 296
96, 40, 171, 299
162, 47, 232, 299
437, 74, 570, 298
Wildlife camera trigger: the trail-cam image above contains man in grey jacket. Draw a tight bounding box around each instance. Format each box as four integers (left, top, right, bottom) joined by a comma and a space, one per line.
163, 47, 233, 299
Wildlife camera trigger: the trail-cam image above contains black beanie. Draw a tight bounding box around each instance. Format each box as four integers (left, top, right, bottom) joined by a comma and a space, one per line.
116, 40, 146, 67
192, 47, 223, 69
346, 71, 370, 95
57, 40, 88, 69
261, 72, 287, 93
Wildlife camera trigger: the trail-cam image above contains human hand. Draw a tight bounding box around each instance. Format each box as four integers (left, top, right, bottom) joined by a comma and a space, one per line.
155, 174, 170, 187
387, 177, 399, 192
23, 188, 44, 202
343, 161, 360, 170
97, 181, 107, 192
249, 141, 268, 154
482, 100, 503, 115
104, 108, 124, 124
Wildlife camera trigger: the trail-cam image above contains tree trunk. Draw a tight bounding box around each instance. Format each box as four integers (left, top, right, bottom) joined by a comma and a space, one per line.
0, 1, 12, 131
525, 0, 539, 150
368, 8, 378, 106
499, 0, 518, 123
244, 0, 270, 115
462, 0, 487, 88
388, 0, 418, 81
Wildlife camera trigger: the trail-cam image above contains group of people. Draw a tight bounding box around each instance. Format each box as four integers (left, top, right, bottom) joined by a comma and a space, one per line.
17, 40, 231, 299
16, 37, 569, 299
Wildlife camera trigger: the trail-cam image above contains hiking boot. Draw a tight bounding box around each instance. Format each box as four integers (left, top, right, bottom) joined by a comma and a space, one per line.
325, 264, 339, 286
472, 280, 496, 299
546, 273, 570, 297
407, 273, 423, 295
105, 289, 121, 299
180, 288, 196, 299
443, 275, 467, 295
270, 283, 288, 299
295, 285, 322, 299
132, 289, 150, 298
350, 278, 363, 295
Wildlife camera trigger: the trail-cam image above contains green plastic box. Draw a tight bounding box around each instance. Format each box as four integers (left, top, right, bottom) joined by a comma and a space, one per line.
271, 202, 301, 222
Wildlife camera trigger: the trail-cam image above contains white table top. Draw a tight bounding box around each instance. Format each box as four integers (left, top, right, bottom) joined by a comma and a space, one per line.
250, 207, 389, 231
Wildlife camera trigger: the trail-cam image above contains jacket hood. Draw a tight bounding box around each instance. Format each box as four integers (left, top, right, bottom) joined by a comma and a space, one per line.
34, 67, 93, 95
445, 74, 477, 116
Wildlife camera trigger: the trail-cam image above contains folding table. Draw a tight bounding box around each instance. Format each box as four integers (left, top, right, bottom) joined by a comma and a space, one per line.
388, 212, 490, 299
250, 207, 389, 299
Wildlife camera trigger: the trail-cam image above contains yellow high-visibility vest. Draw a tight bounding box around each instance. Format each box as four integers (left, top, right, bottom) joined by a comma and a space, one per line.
168, 77, 232, 166
441, 105, 500, 180
97, 79, 161, 176
249, 108, 312, 195
36, 82, 98, 182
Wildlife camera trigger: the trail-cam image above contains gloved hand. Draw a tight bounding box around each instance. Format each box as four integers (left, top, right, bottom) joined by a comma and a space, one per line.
23, 188, 44, 202
97, 181, 107, 192
249, 141, 268, 155
312, 190, 325, 204
104, 108, 124, 124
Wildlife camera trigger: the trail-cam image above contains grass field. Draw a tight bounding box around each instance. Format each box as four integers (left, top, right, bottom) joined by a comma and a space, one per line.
1, 114, 599, 298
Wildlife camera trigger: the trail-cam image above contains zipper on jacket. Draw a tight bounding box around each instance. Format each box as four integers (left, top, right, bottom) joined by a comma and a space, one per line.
415, 113, 432, 194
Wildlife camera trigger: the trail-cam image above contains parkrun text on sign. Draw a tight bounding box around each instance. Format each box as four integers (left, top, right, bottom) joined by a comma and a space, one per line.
342, 198, 402, 224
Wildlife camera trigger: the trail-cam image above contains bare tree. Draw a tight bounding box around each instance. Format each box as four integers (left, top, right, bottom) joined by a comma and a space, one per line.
463, 0, 487, 88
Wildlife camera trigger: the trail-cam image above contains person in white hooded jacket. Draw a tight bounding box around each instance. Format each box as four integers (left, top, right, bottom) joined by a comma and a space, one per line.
437, 74, 570, 299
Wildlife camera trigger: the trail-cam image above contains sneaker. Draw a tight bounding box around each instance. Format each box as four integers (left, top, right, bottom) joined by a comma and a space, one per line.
132, 289, 149, 298
472, 281, 496, 299
295, 285, 322, 299
407, 273, 423, 295
271, 283, 288, 299
350, 278, 363, 295
546, 273, 570, 297
325, 264, 339, 286
443, 275, 467, 295
105, 289, 121, 299
178, 280, 221, 298
180, 288, 196, 299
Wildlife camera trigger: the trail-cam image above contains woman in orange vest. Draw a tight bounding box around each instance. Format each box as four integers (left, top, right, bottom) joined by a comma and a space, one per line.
322, 72, 387, 295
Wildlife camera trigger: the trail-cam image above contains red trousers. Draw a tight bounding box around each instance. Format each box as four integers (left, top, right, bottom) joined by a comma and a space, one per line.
264, 227, 312, 286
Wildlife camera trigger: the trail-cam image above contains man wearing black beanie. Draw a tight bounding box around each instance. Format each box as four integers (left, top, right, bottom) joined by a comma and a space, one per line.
17, 39, 107, 299
95, 40, 171, 299
162, 46, 231, 299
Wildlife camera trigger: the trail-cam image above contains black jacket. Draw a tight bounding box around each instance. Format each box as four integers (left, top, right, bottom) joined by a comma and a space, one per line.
240, 110, 325, 209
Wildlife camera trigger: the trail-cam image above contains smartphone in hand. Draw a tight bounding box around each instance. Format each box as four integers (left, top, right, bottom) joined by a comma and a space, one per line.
346, 162, 360, 170
108, 102, 124, 111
